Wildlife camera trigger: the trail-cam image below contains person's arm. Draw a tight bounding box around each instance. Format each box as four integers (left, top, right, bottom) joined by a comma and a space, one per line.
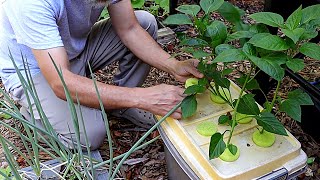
32, 47, 141, 110
31, 0, 203, 119
32, 47, 184, 118
108, 0, 203, 82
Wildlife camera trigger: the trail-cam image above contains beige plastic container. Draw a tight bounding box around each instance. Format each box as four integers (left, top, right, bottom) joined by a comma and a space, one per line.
156, 81, 307, 180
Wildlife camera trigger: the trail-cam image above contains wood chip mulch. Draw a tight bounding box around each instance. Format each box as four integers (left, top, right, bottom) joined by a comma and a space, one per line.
1, 0, 320, 179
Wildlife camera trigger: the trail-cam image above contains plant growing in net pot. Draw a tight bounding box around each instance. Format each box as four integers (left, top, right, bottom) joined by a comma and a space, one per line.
163, 0, 319, 161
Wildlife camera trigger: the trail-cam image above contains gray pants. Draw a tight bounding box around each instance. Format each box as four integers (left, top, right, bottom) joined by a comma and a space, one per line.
11, 11, 158, 150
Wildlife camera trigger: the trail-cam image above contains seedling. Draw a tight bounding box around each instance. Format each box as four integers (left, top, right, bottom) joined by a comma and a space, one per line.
164, 1, 319, 161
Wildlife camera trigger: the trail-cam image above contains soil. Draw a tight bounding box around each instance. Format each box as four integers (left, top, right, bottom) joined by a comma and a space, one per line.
1, 0, 320, 179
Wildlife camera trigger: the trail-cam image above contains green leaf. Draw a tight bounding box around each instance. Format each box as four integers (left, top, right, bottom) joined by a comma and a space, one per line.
299, 42, 320, 60
285, 6, 302, 30
209, 132, 226, 159
200, 0, 224, 15
235, 94, 260, 115
217, 2, 244, 24
228, 144, 238, 155
215, 44, 235, 55
176, 5, 201, 17
307, 157, 315, 165
236, 75, 260, 90
301, 4, 320, 24
226, 31, 256, 42
300, 21, 319, 40
248, 33, 289, 51
180, 38, 209, 47
206, 21, 227, 39
193, 51, 211, 59
288, 89, 314, 106
309, 18, 320, 27
218, 115, 230, 124
249, 24, 269, 34
228, 118, 237, 127
205, 21, 227, 48
184, 85, 206, 95
198, 61, 217, 77
262, 52, 288, 65
286, 58, 304, 72
163, 14, 192, 25
181, 95, 197, 118
280, 100, 302, 122
249, 12, 284, 27
194, 18, 208, 35
263, 102, 272, 112
131, 0, 145, 8
235, 22, 250, 31
282, 28, 305, 44
300, 28, 318, 40
248, 55, 285, 81
280, 89, 314, 122
0, 113, 11, 120
256, 112, 288, 136
211, 72, 230, 88
0, 166, 11, 176
181, 47, 195, 53
159, 0, 169, 13
221, 68, 233, 76
213, 49, 247, 63
242, 43, 256, 56
198, 78, 209, 86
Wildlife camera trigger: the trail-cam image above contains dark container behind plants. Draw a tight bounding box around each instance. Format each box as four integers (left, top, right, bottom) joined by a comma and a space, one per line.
259, 0, 320, 140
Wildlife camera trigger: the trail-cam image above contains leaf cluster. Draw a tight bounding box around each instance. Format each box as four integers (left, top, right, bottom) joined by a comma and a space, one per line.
164, 2, 319, 159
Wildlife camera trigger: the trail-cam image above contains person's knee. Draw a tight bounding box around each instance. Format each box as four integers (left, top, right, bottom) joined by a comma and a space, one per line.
135, 10, 158, 39
83, 125, 106, 150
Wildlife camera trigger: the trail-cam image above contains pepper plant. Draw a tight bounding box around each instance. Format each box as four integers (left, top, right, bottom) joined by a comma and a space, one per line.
164, 1, 319, 160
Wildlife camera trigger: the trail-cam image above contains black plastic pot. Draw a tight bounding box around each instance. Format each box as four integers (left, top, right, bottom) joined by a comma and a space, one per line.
287, 68, 320, 140
262, 0, 320, 141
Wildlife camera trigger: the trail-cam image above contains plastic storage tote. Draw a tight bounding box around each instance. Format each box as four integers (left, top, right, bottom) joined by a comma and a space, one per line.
156, 81, 307, 180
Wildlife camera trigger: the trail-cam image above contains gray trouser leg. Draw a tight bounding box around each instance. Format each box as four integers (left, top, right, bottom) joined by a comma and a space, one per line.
72, 10, 158, 87
16, 74, 106, 150
12, 11, 158, 150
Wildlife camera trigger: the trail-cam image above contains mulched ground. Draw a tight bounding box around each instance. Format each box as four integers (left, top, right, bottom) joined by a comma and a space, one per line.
1, 0, 320, 179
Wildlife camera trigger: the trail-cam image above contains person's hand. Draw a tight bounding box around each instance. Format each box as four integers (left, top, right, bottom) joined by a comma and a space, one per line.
137, 84, 185, 119
171, 59, 204, 83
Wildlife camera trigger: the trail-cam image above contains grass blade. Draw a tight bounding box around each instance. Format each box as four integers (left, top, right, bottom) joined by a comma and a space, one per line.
88, 63, 114, 178
111, 102, 181, 179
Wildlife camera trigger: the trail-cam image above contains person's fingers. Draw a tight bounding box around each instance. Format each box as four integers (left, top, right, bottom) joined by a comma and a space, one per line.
187, 59, 204, 78
187, 66, 203, 79
170, 111, 182, 119
174, 86, 185, 96
191, 59, 200, 67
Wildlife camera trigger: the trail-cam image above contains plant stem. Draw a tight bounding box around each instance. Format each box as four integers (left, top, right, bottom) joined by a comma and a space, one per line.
247, 69, 260, 84
62, 154, 76, 178
227, 66, 253, 145
268, 80, 281, 113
